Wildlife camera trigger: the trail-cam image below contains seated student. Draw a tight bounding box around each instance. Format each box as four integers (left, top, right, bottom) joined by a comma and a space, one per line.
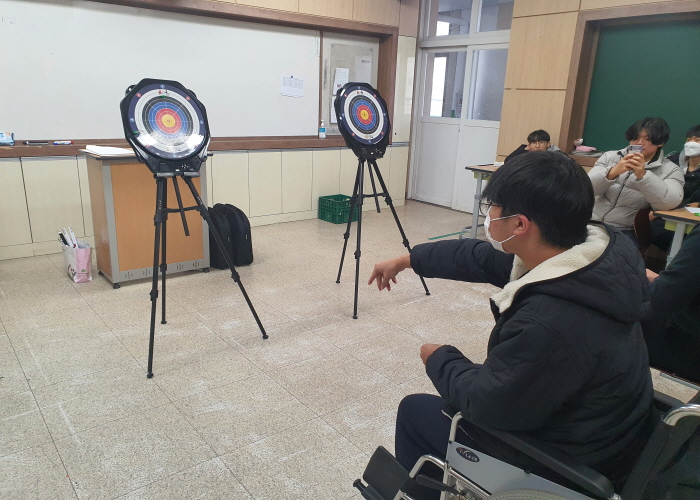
642, 225, 700, 382
650, 124, 700, 251
369, 152, 655, 491
588, 117, 684, 243
504, 129, 564, 163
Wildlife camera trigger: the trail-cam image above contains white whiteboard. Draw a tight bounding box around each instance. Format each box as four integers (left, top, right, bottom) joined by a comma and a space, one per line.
0, 0, 320, 139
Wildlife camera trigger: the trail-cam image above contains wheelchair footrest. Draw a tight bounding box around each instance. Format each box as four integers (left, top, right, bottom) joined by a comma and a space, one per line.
356, 446, 410, 500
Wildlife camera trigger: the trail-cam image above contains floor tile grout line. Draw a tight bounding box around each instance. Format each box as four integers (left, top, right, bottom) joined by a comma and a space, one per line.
10, 346, 81, 499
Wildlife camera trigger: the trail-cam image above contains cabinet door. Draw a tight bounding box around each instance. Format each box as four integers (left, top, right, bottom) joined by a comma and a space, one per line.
0, 158, 32, 247
249, 151, 282, 217
210, 152, 250, 216
22, 157, 85, 243
282, 150, 313, 214
311, 149, 341, 210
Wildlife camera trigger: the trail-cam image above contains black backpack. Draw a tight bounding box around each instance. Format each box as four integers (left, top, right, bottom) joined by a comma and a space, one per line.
208, 203, 253, 268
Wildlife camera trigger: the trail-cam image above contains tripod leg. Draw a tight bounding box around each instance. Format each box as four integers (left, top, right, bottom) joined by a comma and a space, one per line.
352, 161, 366, 319
160, 181, 168, 325
182, 176, 268, 340
369, 159, 430, 296
367, 164, 381, 213
147, 178, 166, 378
336, 161, 362, 284
172, 176, 190, 237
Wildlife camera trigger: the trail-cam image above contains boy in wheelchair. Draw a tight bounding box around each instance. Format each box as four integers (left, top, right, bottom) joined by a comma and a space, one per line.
363, 152, 700, 499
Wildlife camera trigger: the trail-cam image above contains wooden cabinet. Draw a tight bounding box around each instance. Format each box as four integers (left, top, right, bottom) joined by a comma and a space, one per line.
85, 155, 209, 286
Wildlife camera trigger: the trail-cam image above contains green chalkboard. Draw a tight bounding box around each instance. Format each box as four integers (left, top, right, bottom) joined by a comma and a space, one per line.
582, 21, 700, 156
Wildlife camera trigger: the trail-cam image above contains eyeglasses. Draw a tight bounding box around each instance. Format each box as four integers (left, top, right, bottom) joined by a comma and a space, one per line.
479, 201, 501, 217
528, 141, 549, 146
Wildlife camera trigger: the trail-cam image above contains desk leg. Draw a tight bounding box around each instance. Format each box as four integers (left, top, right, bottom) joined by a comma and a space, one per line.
666, 222, 688, 266
470, 173, 484, 239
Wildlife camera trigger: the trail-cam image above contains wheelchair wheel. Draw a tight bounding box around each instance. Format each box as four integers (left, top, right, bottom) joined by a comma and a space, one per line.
488, 490, 573, 500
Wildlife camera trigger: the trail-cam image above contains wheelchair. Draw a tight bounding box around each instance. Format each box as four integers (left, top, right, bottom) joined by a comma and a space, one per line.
353, 375, 700, 500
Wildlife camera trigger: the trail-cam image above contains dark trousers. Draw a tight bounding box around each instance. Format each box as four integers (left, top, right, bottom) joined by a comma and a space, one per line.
395, 394, 568, 496
395, 394, 477, 500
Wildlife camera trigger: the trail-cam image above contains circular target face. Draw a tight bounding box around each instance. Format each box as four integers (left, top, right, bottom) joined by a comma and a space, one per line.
338, 86, 388, 146
126, 83, 207, 160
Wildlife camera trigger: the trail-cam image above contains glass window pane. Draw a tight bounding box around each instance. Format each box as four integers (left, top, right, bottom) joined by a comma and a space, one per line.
478, 0, 514, 32
427, 0, 473, 37
467, 49, 508, 121
425, 51, 468, 118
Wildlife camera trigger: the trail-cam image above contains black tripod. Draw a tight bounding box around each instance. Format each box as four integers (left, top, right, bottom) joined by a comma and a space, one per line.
146, 172, 267, 378
336, 157, 430, 319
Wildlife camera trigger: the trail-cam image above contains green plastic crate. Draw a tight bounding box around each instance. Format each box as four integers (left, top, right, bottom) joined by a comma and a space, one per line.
318, 194, 359, 224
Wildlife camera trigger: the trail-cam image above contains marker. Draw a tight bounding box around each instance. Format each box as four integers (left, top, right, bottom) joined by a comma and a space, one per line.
53, 141, 74, 145
23, 141, 49, 146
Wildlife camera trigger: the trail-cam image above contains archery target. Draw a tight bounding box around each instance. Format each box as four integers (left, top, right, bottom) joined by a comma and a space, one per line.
126, 83, 207, 160
338, 86, 388, 146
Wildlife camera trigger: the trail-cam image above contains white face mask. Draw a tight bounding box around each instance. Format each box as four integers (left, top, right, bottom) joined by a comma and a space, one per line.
684, 141, 700, 158
484, 211, 519, 252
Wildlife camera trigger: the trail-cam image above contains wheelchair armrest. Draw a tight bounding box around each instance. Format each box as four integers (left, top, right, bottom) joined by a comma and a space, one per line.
442, 406, 614, 499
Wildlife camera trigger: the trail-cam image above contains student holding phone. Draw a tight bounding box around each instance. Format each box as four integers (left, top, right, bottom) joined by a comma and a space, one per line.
588, 117, 684, 243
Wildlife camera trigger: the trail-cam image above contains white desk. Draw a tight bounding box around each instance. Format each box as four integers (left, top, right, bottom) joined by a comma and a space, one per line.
464, 165, 500, 239
652, 206, 700, 265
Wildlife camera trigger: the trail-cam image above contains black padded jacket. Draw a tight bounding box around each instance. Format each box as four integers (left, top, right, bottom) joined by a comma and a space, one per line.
410, 225, 655, 486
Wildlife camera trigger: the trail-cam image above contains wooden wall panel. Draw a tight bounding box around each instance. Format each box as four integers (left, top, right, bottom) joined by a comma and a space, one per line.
496, 89, 568, 157
298, 0, 352, 20
513, 0, 581, 17
581, 0, 677, 10
236, 0, 299, 12
399, 0, 420, 37
504, 12, 579, 90
353, 0, 401, 26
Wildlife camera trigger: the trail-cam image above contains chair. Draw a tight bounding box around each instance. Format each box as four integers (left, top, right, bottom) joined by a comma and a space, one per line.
354, 388, 700, 500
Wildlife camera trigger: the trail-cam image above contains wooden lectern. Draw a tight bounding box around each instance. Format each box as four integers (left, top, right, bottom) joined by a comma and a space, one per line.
84, 152, 209, 288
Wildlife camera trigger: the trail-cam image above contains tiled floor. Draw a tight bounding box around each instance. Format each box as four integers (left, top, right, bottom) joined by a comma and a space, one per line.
0, 201, 695, 500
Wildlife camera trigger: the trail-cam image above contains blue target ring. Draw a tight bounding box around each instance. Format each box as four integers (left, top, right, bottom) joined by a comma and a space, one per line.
351, 98, 378, 132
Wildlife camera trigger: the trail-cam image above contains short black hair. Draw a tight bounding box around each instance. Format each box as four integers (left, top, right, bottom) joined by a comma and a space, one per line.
624, 117, 670, 146
686, 124, 700, 139
527, 130, 550, 144
482, 151, 593, 249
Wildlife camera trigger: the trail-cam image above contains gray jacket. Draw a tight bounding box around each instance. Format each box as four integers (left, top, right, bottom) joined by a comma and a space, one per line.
588, 148, 684, 230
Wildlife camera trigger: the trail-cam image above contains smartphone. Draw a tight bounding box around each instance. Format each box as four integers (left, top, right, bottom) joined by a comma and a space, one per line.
629, 145, 643, 155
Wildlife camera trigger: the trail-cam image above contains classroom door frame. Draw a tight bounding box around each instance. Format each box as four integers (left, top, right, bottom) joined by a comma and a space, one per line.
408, 0, 510, 210
559, 0, 700, 153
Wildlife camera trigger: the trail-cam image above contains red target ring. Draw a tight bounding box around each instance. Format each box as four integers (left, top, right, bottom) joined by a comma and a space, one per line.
356, 104, 374, 125
155, 108, 182, 134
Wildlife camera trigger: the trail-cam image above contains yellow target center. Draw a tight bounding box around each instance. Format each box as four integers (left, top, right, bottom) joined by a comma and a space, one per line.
161, 114, 176, 128
360, 109, 370, 121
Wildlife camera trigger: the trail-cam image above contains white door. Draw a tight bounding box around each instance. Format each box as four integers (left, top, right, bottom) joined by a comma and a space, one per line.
452, 45, 508, 212
410, 0, 512, 212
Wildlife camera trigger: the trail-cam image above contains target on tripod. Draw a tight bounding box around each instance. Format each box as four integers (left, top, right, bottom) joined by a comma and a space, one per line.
120, 79, 210, 175
335, 82, 391, 159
